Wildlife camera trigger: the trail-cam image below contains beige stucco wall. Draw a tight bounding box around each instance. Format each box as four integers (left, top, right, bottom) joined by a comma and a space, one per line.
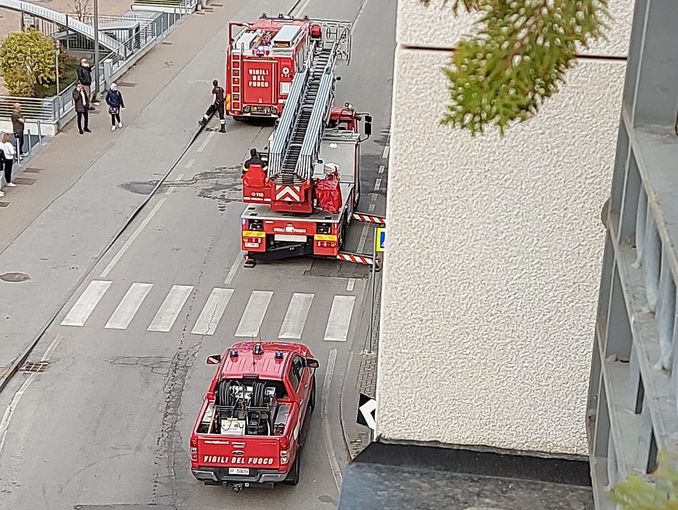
376, 0, 633, 455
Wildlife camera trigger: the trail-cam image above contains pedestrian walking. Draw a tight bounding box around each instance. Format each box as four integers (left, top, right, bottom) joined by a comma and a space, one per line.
73, 82, 91, 134
1, 132, 17, 189
77, 58, 95, 110
10, 103, 26, 157
199, 79, 226, 133
105, 83, 125, 131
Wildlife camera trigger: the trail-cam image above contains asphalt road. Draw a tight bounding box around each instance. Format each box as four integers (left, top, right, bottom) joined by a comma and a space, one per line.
0, 0, 395, 508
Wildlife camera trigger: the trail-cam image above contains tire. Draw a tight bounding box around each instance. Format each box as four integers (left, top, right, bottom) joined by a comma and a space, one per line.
284, 451, 301, 486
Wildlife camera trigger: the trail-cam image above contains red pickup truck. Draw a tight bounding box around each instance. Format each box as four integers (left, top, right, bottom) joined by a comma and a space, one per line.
190, 341, 318, 491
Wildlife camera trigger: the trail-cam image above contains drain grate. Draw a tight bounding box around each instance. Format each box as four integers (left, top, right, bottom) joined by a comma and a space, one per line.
21, 361, 48, 373
117, 81, 137, 88
0, 202, 9, 208
23, 167, 43, 174
13, 177, 36, 185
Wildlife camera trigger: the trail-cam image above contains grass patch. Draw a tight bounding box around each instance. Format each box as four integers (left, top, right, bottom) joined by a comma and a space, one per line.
34, 56, 79, 98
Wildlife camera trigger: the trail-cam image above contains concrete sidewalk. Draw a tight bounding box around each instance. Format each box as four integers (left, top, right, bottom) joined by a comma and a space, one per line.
0, 0, 297, 384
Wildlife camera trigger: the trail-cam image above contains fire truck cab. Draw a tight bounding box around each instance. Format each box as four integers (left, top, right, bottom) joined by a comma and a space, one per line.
225, 13, 351, 119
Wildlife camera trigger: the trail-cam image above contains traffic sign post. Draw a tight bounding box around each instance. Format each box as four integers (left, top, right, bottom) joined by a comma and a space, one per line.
356, 393, 377, 432
376, 227, 385, 252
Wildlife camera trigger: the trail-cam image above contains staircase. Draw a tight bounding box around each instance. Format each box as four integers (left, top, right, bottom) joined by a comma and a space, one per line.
280, 48, 332, 185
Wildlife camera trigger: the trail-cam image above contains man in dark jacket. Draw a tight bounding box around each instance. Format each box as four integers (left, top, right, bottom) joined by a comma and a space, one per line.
242, 148, 266, 174
77, 58, 95, 110
199, 79, 226, 133
10, 103, 26, 156
73, 82, 91, 134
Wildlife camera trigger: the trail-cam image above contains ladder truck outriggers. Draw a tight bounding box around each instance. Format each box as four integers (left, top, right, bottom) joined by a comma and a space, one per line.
240, 19, 375, 266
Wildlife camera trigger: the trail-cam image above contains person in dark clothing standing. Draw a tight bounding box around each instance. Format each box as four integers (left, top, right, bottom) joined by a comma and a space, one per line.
199, 79, 226, 133
105, 83, 125, 131
73, 82, 91, 134
77, 58, 95, 110
10, 103, 26, 157
242, 148, 266, 174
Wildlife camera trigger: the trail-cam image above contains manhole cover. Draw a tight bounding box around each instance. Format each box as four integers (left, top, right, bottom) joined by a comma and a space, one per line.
0, 272, 30, 282
21, 361, 48, 373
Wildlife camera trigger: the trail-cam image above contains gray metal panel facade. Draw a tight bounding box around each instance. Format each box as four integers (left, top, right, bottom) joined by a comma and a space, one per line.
589, 1, 678, 508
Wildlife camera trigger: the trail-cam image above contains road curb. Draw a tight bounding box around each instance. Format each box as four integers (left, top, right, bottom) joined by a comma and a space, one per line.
338, 268, 381, 460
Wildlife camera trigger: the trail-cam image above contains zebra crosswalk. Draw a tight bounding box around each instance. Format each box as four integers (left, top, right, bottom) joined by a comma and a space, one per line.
59, 280, 358, 342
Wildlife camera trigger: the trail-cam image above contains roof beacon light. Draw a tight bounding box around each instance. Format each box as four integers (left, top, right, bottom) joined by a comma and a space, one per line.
275, 350, 284, 360
310, 24, 322, 39
253, 343, 264, 355
229, 348, 238, 358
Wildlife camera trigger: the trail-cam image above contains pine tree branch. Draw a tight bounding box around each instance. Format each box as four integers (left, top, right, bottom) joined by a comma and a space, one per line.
421, 0, 611, 136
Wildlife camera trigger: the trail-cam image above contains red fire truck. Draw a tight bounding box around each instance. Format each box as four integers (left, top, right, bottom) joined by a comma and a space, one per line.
190, 341, 318, 491
225, 13, 351, 119
240, 19, 380, 266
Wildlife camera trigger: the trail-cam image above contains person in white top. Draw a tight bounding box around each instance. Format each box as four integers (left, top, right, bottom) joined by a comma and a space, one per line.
1, 132, 16, 193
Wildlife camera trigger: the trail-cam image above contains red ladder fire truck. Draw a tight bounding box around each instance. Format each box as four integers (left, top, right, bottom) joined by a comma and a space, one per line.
240, 19, 380, 266
225, 13, 351, 119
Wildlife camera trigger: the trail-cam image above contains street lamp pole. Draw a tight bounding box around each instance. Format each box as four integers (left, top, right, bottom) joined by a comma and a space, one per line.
55, 42, 60, 95
93, 0, 100, 101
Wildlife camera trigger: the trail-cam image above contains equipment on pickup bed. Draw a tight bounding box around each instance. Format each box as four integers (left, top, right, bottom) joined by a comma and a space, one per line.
240, 15, 381, 265
190, 341, 318, 491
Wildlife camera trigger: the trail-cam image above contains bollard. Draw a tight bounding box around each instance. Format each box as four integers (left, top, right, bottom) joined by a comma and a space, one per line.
15, 138, 20, 162
26, 129, 32, 155
37, 120, 42, 145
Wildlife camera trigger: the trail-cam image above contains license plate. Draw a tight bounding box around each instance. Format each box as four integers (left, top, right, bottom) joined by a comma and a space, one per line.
229, 467, 249, 475
245, 242, 259, 248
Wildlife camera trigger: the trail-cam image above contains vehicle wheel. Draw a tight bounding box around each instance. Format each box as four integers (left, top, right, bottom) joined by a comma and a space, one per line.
309, 377, 316, 413
284, 452, 301, 486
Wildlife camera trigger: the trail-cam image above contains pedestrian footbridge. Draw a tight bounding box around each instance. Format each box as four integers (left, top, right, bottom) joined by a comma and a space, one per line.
0, 0, 122, 54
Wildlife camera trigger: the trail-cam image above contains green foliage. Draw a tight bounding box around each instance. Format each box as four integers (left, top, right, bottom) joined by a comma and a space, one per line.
420, 0, 611, 136
611, 453, 678, 509
0, 29, 58, 97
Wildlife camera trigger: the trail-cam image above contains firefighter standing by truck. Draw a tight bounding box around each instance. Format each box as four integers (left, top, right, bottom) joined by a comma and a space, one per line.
199, 80, 226, 133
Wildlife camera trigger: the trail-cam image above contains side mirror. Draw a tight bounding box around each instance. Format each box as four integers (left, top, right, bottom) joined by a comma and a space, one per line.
364, 115, 372, 137
207, 354, 222, 365
306, 358, 320, 369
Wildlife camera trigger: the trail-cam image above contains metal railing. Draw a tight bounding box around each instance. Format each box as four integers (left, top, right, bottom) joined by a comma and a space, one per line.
0, 2, 196, 128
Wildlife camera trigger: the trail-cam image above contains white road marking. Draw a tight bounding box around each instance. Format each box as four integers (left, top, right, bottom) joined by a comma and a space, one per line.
346, 278, 355, 292
224, 251, 244, 285
370, 193, 378, 202
165, 173, 184, 195
147, 285, 194, 332
374, 178, 382, 191
322, 348, 342, 489
293, 0, 313, 16
0, 372, 38, 457
368, 203, 375, 212
351, 0, 369, 34
185, 159, 195, 169
0, 334, 64, 456
41, 334, 63, 362
324, 296, 356, 342
278, 293, 314, 339
235, 291, 273, 337
100, 198, 167, 278
192, 288, 234, 336
105, 283, 154, 330
197, 130, 216, 153
382, 145, 389, 159
357, 224, 369, 253
61, 280, 112, 326
378, 165, 385, 174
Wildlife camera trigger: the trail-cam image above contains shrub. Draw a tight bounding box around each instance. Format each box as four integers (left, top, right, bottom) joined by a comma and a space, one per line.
0, 29, 57, 97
